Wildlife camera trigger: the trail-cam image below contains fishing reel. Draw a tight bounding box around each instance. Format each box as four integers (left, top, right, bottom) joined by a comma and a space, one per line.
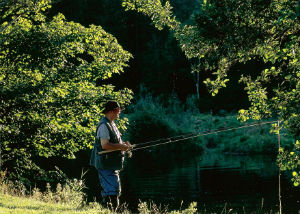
126, 150, 133, 158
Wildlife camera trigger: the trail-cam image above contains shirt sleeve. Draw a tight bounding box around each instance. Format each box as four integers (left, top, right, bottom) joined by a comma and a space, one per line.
97, 124, 110, 140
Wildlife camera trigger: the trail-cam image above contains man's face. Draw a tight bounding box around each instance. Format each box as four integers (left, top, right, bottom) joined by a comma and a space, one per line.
112, 108, 121, 120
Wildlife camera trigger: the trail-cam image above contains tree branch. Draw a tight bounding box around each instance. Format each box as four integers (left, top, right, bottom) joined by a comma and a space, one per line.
0, 14, 21, 34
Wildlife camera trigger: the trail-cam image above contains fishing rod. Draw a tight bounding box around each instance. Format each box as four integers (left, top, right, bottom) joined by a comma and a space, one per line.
130, 120, 277, 152
97, 132, 196, 155
98, 120, 278, 155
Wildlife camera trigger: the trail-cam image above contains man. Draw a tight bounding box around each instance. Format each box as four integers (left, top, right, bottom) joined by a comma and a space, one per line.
90, 100, 132, 209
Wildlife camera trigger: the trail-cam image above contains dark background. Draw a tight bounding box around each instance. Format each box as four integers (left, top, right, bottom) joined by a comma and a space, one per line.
48, 0, 266, 112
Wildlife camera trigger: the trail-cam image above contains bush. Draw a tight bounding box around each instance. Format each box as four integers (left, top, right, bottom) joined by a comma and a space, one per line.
123, 88, 294, 155
123, 91, 204, 154
31, 178, 86, 206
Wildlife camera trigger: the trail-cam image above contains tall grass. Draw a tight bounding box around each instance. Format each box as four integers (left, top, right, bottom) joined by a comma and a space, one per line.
0, 172, 199, 214
0, 169, 86, 207
0, 190, 288, 214
0, 167, 200, 214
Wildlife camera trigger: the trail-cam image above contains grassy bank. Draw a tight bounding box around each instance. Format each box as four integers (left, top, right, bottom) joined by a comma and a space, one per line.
0, 193, 102, 214
0, 192, 289, 214
0, 176, 197, 214
0, 192, 199, 214
0, 165, 288, 214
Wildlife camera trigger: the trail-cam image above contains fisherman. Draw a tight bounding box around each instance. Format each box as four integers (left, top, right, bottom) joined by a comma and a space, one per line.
90, 100, 132, 210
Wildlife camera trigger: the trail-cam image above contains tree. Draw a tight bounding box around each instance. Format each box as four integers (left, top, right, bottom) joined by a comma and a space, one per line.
121, 0, 300, 184
0, 0, 132, 185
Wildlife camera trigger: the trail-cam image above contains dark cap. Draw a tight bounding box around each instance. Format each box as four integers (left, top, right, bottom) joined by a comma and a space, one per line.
102, 100, 121, 113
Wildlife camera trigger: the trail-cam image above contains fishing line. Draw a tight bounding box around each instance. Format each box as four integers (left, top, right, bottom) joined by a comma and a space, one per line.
98, 133, 197, 155
130, 120, 277, 152
134, 132, 196, 147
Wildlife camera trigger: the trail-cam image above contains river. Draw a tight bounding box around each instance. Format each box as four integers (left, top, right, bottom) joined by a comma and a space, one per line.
56, 149, 300, 213
116, 151, 300, 213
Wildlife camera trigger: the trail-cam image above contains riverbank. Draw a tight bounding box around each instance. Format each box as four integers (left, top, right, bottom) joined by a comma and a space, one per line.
1, 95, 296, 214
0, 192, 287, 214
0, 174, 198, 214
0, 191, 198, 214
2, 153, 299, 214
0, 193, 101, 214
123, 94, 293, 155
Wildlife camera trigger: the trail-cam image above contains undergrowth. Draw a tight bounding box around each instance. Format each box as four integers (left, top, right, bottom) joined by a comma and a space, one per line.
0, 169, 85, 207
0, 169, 198, 214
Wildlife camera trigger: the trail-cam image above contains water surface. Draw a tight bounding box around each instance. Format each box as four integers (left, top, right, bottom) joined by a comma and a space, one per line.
120, 152, 300, 213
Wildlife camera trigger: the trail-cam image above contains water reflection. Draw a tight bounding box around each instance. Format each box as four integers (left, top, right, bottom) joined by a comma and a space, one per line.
120, 152, 300, 213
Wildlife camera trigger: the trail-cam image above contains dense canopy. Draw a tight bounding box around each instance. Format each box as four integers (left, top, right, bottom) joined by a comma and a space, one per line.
0, 0, 132, 183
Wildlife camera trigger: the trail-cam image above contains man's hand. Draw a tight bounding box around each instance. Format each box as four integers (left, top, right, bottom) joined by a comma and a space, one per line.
120, 141, 133, 151
100, 139, 134, 152
125, 141, 133, 148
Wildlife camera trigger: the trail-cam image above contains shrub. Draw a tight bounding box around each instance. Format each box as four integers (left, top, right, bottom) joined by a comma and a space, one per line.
123, 91, 204, 154
123, 89, 294, 155
0, 170, 27, 196
37, 178, 86, 206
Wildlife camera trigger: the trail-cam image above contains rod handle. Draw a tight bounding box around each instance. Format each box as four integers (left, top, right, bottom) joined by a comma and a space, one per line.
97, 144, 136, 155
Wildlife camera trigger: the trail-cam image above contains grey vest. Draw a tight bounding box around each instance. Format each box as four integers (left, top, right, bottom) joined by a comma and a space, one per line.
90, 117, 124, 170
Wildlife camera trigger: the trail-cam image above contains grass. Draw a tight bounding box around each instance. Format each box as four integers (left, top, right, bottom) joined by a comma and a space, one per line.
0, 168, 290, 214
0, 175, 198, 214
0, 192, 199, 214
0, 192, 108, 214
0, 192, 289, 214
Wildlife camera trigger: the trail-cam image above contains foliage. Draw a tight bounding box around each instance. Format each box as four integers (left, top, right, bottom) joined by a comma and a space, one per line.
0, 169, 27, 196
123, 90, 205, 154
0, 0, 133, 183
51, 0, 252, 111
278, 140, 300, 187
124, 90, 291, 155
121, 0, 300, 182
121, 0, 197, 61
122, 0, 300, 132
